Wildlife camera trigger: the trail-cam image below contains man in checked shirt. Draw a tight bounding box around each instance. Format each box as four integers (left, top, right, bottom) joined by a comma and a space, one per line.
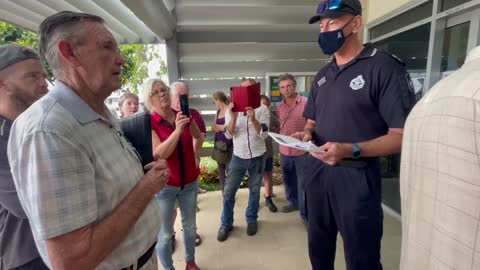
275, 73, 308, 224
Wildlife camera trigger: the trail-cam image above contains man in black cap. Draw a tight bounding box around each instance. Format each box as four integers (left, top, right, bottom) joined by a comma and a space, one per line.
0, 44, 49, 269
294, 0, 416, 269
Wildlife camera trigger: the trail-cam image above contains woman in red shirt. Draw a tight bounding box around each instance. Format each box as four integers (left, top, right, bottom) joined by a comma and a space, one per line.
143, 78, 202, 270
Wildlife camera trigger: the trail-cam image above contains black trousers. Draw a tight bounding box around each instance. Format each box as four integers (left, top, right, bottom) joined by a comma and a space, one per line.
13, 257, 49, 270
305, 155, 383, 270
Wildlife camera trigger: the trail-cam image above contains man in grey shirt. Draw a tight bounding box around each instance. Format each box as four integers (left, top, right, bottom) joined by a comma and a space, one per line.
0, 45, 49, 269
8, 12, 169, 270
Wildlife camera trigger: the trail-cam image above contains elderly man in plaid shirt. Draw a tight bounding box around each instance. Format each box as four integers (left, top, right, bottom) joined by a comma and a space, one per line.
276, 73, 308, 223
7, 11, 169, 270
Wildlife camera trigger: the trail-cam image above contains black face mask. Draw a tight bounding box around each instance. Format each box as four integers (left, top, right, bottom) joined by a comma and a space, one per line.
317, 17, 355, 55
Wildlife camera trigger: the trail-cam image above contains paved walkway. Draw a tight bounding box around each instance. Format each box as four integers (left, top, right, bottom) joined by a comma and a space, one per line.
168, 185, 401, 270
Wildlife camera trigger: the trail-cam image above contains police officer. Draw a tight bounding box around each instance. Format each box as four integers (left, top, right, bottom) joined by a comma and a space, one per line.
295, 0, 415, 269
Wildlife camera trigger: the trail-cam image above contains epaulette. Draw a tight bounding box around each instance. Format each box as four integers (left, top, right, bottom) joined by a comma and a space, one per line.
386, 51, 406, 66
369, 44, 407, 66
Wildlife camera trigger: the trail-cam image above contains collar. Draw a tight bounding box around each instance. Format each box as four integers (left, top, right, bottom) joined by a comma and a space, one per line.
331, 43, 377, 65
151, 109, 177, 125
330, 44, 377, 74
49, 80, 105, 124
282, 93, 302, 105
465, 46, 480, 64
356, 43, 378, 59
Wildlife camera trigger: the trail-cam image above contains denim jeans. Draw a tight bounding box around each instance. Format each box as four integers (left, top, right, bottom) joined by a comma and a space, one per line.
155, 181, 198, 270
221, 154, 265, 229
280, 153, 307, 221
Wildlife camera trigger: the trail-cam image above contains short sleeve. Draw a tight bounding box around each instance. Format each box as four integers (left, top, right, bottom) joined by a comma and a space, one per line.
377, 59, 416, 129
256, 106, 270, 139
223, 112, 233, 139
10, 131, 97, 240
257, 105, 270, 126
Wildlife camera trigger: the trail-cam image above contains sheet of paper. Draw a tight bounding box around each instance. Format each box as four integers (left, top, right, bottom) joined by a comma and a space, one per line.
268, 132, 325, 153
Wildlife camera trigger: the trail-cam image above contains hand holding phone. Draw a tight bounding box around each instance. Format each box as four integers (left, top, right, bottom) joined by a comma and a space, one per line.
179, 94, 190, 117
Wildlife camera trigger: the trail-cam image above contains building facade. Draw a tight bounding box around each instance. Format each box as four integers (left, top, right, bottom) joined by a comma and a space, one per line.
364, 0, 480, 214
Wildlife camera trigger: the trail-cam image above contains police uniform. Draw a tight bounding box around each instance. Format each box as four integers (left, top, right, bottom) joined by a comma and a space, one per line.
303, 43, 415, 270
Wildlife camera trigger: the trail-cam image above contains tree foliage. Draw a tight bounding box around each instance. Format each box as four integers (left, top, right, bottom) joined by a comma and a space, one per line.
119, 44, 167, 94
0, 21, 167, 91
0, 21, 53, 80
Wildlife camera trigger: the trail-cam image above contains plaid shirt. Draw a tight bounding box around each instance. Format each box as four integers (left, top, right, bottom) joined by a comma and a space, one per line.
276, 94, 308, 156
7, 81, 160, 270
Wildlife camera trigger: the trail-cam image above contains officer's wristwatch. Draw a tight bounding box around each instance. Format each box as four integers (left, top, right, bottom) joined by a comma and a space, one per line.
351, 143, 361, 159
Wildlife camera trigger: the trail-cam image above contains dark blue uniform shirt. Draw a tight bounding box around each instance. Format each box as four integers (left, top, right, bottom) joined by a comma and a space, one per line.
304, 44, 415, 146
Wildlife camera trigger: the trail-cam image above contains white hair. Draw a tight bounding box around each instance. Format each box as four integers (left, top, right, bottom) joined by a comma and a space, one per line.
170, 81, 189, 96
141, 78, 165, 110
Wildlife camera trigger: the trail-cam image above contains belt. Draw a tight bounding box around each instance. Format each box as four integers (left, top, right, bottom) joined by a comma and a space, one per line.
120, 242, 156, 270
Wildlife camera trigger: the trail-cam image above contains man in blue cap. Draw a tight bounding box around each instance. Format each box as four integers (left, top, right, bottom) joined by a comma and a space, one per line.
0, 44, 49, 269
294, 0, 416, 269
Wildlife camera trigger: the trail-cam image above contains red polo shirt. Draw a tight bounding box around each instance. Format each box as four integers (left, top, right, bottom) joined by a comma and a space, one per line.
151, 110, 199, 187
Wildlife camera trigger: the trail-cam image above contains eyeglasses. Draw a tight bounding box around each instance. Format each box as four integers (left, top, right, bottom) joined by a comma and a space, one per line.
150, 87, 170, 97
317, 0, 343, 13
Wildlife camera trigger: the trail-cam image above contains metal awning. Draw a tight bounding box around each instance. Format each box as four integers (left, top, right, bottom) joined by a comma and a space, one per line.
1, 0, 329, 150
0, 0, 176, 44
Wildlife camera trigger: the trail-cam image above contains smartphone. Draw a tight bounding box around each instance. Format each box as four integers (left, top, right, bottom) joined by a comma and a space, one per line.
179, 94, 190, 117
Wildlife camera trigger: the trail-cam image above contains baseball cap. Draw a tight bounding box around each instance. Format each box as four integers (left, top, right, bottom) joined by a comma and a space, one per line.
309, 0, 362, 24
0, 45, 40, 71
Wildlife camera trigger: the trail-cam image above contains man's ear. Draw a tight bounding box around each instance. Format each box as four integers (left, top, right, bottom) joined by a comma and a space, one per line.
0, 79, 13, 96
57, 39, 81, 67
352, 16, 363, 34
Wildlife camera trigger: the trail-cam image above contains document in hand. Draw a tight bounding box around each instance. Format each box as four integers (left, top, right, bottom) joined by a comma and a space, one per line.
268, 132, 325, 153
230, 82, 261, 112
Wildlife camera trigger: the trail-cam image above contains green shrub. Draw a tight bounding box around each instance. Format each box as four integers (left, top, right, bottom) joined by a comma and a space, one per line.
198, 157, 221, 191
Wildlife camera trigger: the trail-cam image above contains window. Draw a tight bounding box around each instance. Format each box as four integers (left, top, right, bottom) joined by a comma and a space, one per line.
441, 0, 471, 12
373, 23, 432, 213
370, 1, 433, 40
441, 22, 470, 72
375, 23, 431, 101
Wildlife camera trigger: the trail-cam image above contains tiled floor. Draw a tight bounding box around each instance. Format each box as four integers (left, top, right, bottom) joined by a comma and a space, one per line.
167, 185, 401, 270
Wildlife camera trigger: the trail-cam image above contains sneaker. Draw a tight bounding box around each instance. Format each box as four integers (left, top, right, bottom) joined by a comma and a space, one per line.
217, 226, 232, 242
265, 197, 278, 213
185, 260, 201, 270
246, 223, 257, 236
281, 204, 299, 213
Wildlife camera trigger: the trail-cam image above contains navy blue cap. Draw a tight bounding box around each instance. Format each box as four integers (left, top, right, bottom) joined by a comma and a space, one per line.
309, 0, 362, 24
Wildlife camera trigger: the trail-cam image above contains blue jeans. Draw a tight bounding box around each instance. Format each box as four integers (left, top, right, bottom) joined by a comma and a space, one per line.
155, 181, 198, 270
221, 154, 265, 229
280, 153, 307, 221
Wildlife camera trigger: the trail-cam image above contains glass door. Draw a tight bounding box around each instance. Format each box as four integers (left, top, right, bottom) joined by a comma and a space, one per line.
440, 13, 472, 78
